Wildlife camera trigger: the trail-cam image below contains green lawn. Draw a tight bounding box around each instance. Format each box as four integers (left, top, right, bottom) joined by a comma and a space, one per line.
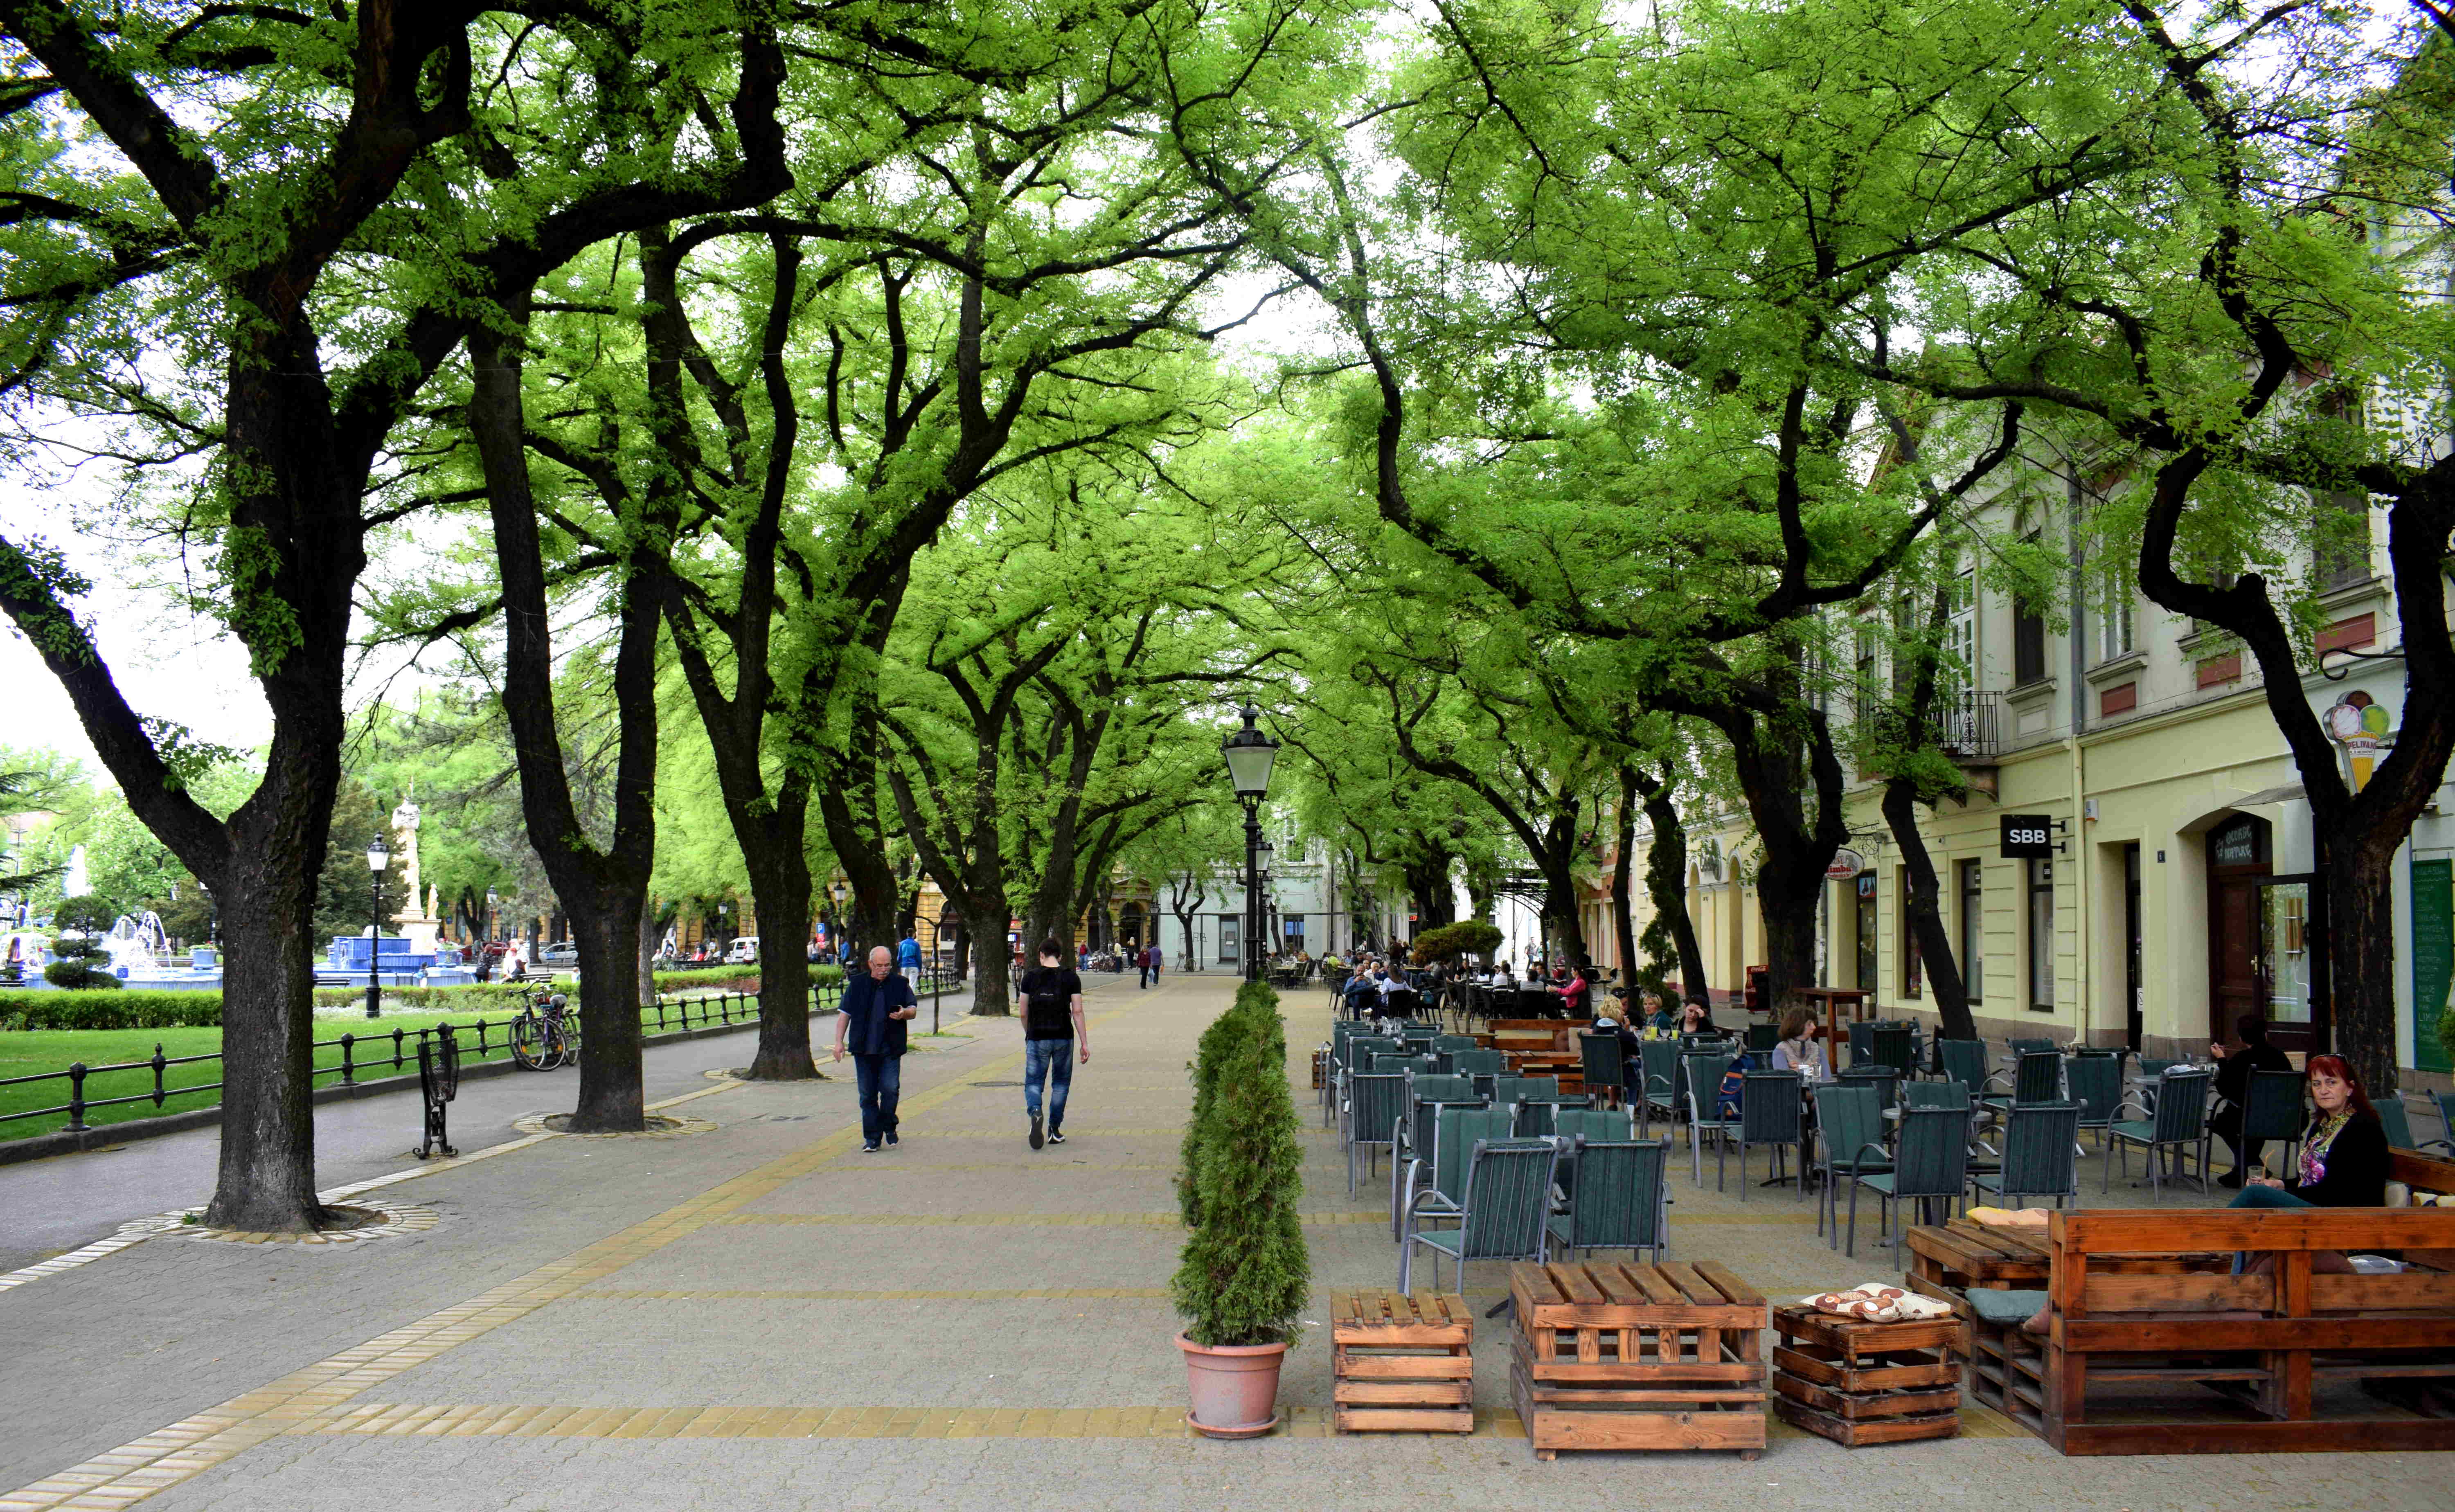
0, 1010, 543, 1138
0, 988, 797, 1140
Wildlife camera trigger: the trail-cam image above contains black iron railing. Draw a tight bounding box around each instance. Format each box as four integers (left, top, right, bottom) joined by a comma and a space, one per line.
0, 983, 845, 1137
1926, 690, 2002, 760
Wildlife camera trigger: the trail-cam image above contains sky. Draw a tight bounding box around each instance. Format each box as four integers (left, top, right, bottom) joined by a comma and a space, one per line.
0, 266, 1338, 780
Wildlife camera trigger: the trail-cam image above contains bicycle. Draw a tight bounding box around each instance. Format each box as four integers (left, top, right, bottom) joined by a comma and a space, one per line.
510, 990, 579, 1071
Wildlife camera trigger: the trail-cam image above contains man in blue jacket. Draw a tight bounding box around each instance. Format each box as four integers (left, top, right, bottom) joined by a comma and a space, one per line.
833, 945, 919, 1152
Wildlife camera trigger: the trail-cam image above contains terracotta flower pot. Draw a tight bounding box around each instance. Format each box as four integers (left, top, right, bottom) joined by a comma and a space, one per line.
1176, 1332, 1288, 1438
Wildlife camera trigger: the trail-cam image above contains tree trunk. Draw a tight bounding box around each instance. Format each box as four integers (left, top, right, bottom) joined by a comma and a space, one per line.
743, 810, 819, 1080
2324, 831, 2400, 1098
1610, 767, 1641, 994
206, 839, 326, 1231
1402, 854, 1457, 929
1882, 778, 1976, 1042
1641, 788, 1709, 999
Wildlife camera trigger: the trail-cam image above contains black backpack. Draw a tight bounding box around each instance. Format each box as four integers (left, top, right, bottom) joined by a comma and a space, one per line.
1024, 970, 1069, 1034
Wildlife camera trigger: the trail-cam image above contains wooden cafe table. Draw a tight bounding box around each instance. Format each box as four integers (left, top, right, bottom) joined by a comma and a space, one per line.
1791, 988, 1874, 1064
1903, 1215, 2228, 1316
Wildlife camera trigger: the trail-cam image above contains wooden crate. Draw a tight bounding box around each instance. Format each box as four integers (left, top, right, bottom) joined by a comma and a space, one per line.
1508, 1260, 1767, 1459
1770, 1304, 1963, 1447
1330, 1289, 1474, 1433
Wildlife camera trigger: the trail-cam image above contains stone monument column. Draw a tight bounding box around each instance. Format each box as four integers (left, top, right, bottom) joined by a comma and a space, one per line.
390, 796, 442, 954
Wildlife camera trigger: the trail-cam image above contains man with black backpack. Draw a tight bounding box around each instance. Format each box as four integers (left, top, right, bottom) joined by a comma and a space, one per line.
1017, 937, 1090, 1149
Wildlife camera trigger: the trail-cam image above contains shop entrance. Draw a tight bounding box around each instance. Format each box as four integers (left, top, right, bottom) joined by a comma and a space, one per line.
2205, 813, 2323, 1056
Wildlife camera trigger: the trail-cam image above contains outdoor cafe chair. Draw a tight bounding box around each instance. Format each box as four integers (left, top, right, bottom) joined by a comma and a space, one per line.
1681, 1051, 1741, 1186
1372, 1053, 1440, 1078
1404, 1104, 1514, 1238
1935, 1037, 1989, 1091
1969, 1100, 2082, 1212
1813, 1083, 1890, 1246
1745, 1022, 1779, 1054
1451, 1048, 1505, 1096
1344, 1071, 1409, 1197
1869, 1025, 1916, 1078
1392, 1073, 1484, 1240
1846, 1103, 1971, 1264
1730, 1070, 1807, 1200
1847, 1020, 1877, 1067
1637, 1039, 1681, 1137
2239, 1067, 2308, 1180
2377, 1095, 2453, 1155
2066, 1053, 2123, 1149
2105, 1066, 2215, 1201
1546, 1135, 1673, 1265
1399, 1137, 1560, 1294
1900, 1078, 1971, 1111
1579, 1030, 1628, 1110
1982, 1049, 2065, 1115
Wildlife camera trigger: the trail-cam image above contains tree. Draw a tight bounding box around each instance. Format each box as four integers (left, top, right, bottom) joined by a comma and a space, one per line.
43, 892, 115, 988
1848, 4, 2455, 1090
0, 1, 789, 1230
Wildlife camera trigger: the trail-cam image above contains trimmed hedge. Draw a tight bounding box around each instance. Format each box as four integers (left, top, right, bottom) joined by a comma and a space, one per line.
653, 963, 847, 993
310, 984, 535, 1012
0, 991, 224, 1031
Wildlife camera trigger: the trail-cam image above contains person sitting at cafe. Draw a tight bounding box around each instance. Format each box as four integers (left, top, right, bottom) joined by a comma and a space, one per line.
1638, 991, 1678, 1036
1679, 996, 1715, 1035
1548, 961, 1591, 1019
2230, 1055, 2388, 1212
2209, 1013, 2295, 1188
1770, 1004, 1831, 1082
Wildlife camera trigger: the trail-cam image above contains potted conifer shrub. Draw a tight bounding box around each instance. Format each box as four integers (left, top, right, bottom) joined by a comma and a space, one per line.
1172, 983, 1310, 1437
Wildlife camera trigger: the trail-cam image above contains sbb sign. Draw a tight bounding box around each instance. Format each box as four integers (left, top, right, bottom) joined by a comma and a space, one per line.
2000, 814, 2056, 859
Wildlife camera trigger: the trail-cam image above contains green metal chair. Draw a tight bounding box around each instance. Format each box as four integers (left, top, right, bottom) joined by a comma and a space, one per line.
2239, 1068, 2307, 1179
2376, 1096, 2453, 1154
1637, 1039, 1681, 1136
1982, 1050, 2065, 1114
1579, 1031, 1627, 1110
1840, 1065, 1899, 1111
1392, 1073, 1485, 1239
2066, 1054, 2123, 1148
1869, 1026, 1916, 1077
1731, 1070, 1807, 1200
1399, 1137, 1560, 1292
1451, 1048, 1505, 1095
2105, 1066, 2214, 1201
2435, 1092, 2455, 1152
1405, 1104, 1515, 1235
1682, 1051, 1740, 1186
1554, 1107, 1634, 1144
1936, 1037, 1989, 1089
1813, 1083, 1891, 1247
2136, 1055, 2177, 1080
1847, 1021, 1877, 1066
1547, 1135, 1673, 1264
1900, 1079, 1971, 1110
1746, 1023, 1779, 1053
2007, 1037, 2056, 1059
1970, 1101, 2082, 1210
1372, 1053, 1440, 1077
1432, 1033, 1478, 1069
1847, 1103, 1971, 1264
1344, 1071, 1409, 1197
1512, 1090, 1592, 1140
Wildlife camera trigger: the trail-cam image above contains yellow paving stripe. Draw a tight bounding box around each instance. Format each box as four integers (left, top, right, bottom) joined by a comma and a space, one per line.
710, 1210, 1386, 1228
279, 1402, 1516, 1440
574, 1287, 1174, 1302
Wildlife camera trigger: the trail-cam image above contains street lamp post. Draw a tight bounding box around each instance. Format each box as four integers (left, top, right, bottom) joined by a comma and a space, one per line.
1219, 704, 1279, 984
365, 835, 391, 1019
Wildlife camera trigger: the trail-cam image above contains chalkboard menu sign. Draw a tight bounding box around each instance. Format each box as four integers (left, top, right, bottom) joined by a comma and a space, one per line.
2412, 857, 2452, 1074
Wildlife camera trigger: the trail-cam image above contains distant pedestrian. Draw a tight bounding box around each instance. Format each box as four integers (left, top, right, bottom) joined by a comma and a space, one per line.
1017, 938, 1089, 1149
1146, 942, 1162, 988
833, 946, 918, 1152
899, 931, 923, 973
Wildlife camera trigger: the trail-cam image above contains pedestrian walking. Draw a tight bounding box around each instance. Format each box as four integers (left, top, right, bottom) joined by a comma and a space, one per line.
833, 945, 918, 1152
898, 929, 923, 974
1146, 941, 1161, 989
1016, 937, 1089, 1149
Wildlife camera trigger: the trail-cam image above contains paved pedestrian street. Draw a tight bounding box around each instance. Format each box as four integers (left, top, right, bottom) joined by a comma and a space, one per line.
1, 974, 2445, 1511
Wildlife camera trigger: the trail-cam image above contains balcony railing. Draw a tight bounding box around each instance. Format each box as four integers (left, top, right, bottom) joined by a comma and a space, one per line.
1926, 690, 2001, 761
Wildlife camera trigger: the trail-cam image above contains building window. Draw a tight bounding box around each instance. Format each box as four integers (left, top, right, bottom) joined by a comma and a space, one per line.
2027, 860, 2055, 1010
1217, 914, 1240, 965
2013, 533, 2048, 685
1946, 570, 1975, 699
2099, 567, 2134, 661
1854, 626, 1878, 724
1957, 860, 1984, 1004
1899, 867, 1922, 999
1281, 914, 1306, 954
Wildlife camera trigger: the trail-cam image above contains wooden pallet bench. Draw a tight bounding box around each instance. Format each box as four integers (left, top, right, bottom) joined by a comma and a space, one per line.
1969, 1207, 2455, 1455
1905, 1215, 2224, 1318
1330, 1289, 1474, 1433
1508, 1260, 1766, 1460
1770, 1305, 1963, 1447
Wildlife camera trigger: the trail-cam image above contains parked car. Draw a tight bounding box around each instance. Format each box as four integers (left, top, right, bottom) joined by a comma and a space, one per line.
724, 936, 759, 965
537, 942, 579, 967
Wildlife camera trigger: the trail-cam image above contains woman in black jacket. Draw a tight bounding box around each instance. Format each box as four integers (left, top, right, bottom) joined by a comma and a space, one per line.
2228, 1055, 2389, 1210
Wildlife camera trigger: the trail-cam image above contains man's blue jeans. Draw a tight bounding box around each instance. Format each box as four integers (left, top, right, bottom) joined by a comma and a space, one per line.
853, 1053, 902, 1145
1025, 1037, 1075, 1131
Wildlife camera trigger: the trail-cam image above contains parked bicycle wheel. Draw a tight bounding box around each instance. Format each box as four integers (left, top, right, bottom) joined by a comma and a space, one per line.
511, 1013, 552, 1071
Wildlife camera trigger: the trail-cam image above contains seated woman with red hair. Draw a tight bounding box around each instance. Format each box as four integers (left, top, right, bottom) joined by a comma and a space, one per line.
2228, 1055, 2388, 1210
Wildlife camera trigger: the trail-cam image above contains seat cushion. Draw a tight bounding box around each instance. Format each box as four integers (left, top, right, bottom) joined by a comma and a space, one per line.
2108, 1120, 2155, 1143
1855, 1174, 1897, 1195
1966, 1287, 2049, 1327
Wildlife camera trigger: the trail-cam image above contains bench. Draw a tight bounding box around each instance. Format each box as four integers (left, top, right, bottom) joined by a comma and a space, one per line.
1477, 1019, 1586, 1088
1963, 1207, 2455, 1455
